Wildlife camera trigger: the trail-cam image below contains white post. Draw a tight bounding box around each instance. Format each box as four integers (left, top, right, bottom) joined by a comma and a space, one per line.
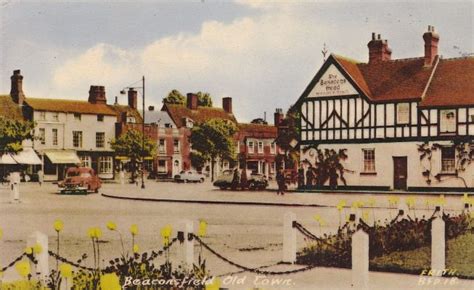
27, 231, 49, 283
431, 217, 445, 276
283, 212, 296, 263
179, 220, 194, 270
352, 229, 369, 289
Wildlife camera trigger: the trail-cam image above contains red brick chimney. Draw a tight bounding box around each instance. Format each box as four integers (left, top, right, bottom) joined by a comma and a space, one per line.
88, 85, 107, 104
128, 88, 137, 109
222, 97, 232, 114
10, 70, 25, 106
423, 25, 439, 67
367, 33, 392, 64
274, 108, 284, 126
186, 93, 198, 110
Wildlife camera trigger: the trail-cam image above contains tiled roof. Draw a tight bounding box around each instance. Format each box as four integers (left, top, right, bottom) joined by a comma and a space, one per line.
163, 104, 237, 128
333, 54, 474, 107
237, 123, 277, 139
334, 54, 435, 102
110, 104, 143, 123
420, 57, 474, 107
26, 98, 117, 115
0, 95, 24, 120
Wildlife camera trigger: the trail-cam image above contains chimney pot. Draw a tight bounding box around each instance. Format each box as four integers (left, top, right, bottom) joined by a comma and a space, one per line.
88, 85, 107, 104
128, 88, 138, 109
377, 34, 381, 40
186, 93, 198, 110
368, 34, 392, 63
274, 108, 284, 126
10, 69, 25, 106
222, 97, 232, 114
423, 25, 440, 67
372, 32, 376, 40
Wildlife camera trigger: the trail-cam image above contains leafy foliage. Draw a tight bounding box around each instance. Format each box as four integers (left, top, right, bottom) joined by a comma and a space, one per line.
163, 89, 185, 105
110, 130, 157, 182
303, 147, 348, 188
190, 119, 237, 180
0, 116, 35, 154
190, 151, 207, 171
195, 92, 213, 107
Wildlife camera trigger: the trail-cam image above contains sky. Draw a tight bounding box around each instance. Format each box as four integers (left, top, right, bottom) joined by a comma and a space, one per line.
0, 0, 472, 123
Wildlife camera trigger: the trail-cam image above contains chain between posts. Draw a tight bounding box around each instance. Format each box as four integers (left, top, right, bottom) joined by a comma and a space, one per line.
0, 253, 26, 273
191, 234, 317, 275
48, 251, 95, 272
293, 221, 347, 252
143, 237, 179, 263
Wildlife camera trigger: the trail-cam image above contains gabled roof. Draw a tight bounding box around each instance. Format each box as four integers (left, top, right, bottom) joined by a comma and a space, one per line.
143, 110, 175, 128
334, 54, 435, 102
26, 98, 117, 115
299, 53, 474, 107
0, 95, 24, 120
420, 57, 474, 107
237, 123, 277, 139
162, 103, 237, 128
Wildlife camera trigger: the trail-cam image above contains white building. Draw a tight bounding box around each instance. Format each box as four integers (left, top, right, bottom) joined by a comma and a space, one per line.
296, 26, 474, 192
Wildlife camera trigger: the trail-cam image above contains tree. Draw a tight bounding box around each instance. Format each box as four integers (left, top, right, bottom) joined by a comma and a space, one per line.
196, 92, 213, 107
163, 89, 185, 105
190, 151, 207, 171
110, 129, 156, 183
190, 119, 237, 181
0, 117, 35, 155
302, 146, 349, 189
275, 105, 300, 171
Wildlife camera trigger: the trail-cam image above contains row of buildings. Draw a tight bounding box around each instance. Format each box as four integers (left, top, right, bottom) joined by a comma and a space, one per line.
0, 71, 282, 181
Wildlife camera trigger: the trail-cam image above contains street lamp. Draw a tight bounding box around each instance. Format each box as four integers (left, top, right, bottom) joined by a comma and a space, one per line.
120, 76, 146, 189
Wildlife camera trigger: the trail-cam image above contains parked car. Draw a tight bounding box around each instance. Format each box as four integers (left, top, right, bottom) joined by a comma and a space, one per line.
213, 170, 269, 190
174, 170, 206, 183
58, 167, 101, 194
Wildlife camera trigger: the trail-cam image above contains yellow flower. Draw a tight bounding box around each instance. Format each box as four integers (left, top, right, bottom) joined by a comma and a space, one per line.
15, 260, 30, 278
100, 273, 121, 290
25, 247, 33, 255
319, 218, 326, 227
59, 264, 73, 278
33, 243, 43, 254
313, 214, 321, 222
106, 221, 117, 231
336, 204, 344, 212
94, 228, 103, 239
198, 220, 208, 237
54, 220, 64, 232
406, 196, 416, 209
0, 228, 3, 239
133, 244, 139, 254
438, 195, 446, 206
130, 224, 138, 236
388, 196, 399, 206
161, 225, 172, 246
362, 210, 370, 222
88, 227, 102, 239
205, 277, 221, 290
462, 193, 469, 202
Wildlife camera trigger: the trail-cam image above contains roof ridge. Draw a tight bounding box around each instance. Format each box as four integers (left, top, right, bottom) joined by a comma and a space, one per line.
27, 97, 91, 103
439, 55, 474, 61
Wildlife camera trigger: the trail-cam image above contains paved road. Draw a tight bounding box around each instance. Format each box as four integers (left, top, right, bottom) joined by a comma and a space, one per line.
0, 181, 472, 289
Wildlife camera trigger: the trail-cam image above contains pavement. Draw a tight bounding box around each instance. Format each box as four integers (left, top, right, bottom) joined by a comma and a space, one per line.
0, 181, 473, 290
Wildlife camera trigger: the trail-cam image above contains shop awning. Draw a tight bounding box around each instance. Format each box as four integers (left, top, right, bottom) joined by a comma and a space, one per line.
44, 150, 80, 164
12, 148, 42, 165
0, 154, 17, 164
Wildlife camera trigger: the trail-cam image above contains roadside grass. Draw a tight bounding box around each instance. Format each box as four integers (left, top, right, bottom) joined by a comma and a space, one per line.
370, 233, 474, 279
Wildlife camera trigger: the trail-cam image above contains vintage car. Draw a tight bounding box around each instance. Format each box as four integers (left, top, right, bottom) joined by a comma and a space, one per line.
213, 170, 269, 190
174, 170, 206, 183
58, 167, 101, 194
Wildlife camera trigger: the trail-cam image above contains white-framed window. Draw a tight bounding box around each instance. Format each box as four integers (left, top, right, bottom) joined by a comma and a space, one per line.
173, 139, 180, 153
440, 110, 456, 133
158, 160, 167, 173
158, 139, 166, 154
270, 142, 276, 154
97, 114, 104, 122
258, 141, 264, 154
143, 159, 153, 172
248, 141, 254, 153
74, 113, 81, 121
80, 155, 91, 167
73, 131, 83, 148
98, 156, 113, 174
441, 146, 456, 173
39, 128, 45, 145
96, 132, 105, 148
52, 128, 58, 146
38, 111, 46, 121
362, 148, 376, 173
397, 103, 409, 124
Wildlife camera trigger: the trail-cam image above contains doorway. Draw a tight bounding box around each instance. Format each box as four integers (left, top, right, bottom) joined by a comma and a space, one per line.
393, 157, 408, 190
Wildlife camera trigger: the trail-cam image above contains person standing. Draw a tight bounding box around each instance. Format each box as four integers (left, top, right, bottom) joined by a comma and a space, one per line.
37, 169, 43, 186
9, 171, 21, 203
276, 168, 285, 195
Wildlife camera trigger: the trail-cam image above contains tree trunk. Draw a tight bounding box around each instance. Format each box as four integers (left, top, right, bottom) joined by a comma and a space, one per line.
131, 158, 136, 183
211, 157, 215, 182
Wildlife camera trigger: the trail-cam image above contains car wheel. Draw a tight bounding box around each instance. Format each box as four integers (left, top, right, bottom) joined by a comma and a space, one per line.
219, 186, 227, 190
200, 178, 204, 183
94, 187, 99, 193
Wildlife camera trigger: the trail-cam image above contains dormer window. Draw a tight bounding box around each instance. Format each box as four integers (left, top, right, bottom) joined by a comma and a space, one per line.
440, 110, 456, 134
183, 117, 194, 128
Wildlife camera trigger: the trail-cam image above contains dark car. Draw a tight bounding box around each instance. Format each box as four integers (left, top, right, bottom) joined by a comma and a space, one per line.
58, 167, 101, 194
213, 170, 268, 190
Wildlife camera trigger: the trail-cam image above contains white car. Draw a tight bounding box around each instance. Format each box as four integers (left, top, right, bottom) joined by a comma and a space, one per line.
174, 170, 205, 183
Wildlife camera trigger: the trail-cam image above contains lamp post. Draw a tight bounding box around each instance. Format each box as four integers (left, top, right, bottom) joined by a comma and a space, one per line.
120, 76, 146, 189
